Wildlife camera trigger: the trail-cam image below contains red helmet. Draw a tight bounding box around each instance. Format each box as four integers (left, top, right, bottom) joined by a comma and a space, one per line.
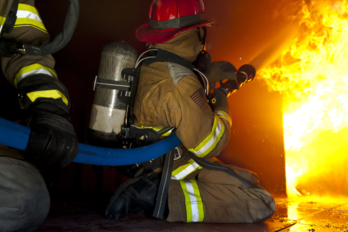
136, 0, 214, 44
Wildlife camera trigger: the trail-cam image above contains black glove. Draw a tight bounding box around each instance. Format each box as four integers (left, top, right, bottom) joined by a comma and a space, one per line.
207, 63, 256, 96
26, 110, 78, 168
18, 74, 78, 168
207, 61, 237, 89
209, 88, 229, 112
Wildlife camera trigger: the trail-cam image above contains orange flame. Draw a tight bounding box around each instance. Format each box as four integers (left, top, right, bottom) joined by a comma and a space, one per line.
259, 1, 348, 197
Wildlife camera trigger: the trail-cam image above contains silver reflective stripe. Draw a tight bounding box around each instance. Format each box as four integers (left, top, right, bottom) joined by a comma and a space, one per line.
171, 162, 200, 180
189, 117, 224, 156
17, 69, 55, 84
166, 62, 195, 85
185, 181, 200, 222
17, 10, 43, 23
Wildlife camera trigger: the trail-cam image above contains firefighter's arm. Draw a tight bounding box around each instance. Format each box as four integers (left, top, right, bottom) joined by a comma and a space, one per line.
0, 0, 78, 168
170, 76, 231, 160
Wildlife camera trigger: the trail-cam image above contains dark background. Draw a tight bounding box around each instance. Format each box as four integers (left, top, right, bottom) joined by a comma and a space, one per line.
0, 0, 292, 200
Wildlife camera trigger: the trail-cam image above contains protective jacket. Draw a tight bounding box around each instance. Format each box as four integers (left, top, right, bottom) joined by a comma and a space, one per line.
133, 29, 276, 223
0, 0, 54, 161
134, 29, 231, 170
1, 0, 57, 87
0, 0, 77, 166
0, 1, 61, 231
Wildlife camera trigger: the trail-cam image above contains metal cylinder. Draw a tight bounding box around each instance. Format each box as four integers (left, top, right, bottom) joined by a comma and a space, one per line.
88, 41, 137, 147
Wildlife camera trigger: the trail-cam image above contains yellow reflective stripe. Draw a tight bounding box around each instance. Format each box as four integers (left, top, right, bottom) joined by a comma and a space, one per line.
180, 180, 204, 222
161, 131, 172, 137
14, 64, 57, 88
141, 126, 173, 137
14, 4, 47, 33
191, 180, 204, 222
0, 16, 6, 25
18, 4, 39, 15
188, 116, 225, 157
171, 159, 202, 180
215, 110, 232, 127
14, 18, 47, 33
180, 181, 193, 222
27, 90, 68, 105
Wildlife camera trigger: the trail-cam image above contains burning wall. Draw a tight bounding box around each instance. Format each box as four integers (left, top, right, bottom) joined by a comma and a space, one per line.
259, 0, 348, 197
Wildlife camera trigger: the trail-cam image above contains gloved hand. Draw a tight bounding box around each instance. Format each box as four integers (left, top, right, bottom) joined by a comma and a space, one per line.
206, 61, 237, 89
208, 63, 256, 96
209, 88, 229, 112
25, 110, 78, 168
18, 74, 78, 168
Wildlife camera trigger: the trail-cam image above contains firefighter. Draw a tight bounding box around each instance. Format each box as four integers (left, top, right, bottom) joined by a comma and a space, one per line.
0, 1, 78, 231
105, 0, 276, 223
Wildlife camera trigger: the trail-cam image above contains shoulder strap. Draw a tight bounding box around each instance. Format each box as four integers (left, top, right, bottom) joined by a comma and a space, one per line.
144, 49, 195, 71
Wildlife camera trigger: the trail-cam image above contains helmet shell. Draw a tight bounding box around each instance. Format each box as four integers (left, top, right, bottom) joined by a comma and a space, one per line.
136, 0, 214, 44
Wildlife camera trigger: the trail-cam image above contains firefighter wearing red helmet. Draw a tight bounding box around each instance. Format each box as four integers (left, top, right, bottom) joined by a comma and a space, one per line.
105, 0, 276, 223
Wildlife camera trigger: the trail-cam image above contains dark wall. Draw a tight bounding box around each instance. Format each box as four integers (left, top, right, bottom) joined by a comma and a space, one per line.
1, 0, 288, 198
204, 0, 289, 196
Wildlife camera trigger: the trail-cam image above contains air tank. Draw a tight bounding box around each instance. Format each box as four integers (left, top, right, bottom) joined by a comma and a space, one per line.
87, 42, 138, 147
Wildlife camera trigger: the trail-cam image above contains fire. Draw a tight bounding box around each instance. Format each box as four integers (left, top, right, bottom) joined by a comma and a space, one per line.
258, 1, 348, 197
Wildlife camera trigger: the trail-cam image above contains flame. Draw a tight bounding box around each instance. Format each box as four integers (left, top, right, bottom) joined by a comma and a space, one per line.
259, 1, 348, 197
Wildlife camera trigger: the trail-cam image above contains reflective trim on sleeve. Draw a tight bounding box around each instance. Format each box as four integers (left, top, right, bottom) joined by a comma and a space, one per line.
141, 126, 174, 137
171, 159, 202, 180
0, 16, 6, 29
14, 64, 57, 88
179, 180, 204, 222
215, 110, 232, 127
27, 90, 68, 106
188, 115, 225, 157
14, 4, 47, 33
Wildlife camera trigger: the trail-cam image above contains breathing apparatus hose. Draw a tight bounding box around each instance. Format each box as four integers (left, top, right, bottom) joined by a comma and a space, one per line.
24, 0, 80, 56
0, 0, 80, 56
0, 117, 181, 166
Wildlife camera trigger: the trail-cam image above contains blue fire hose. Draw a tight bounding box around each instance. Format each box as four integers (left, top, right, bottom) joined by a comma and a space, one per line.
0, 117, 181, 166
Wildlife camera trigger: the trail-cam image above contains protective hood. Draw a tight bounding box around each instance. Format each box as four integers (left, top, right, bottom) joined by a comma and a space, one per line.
151, 29, 201, 63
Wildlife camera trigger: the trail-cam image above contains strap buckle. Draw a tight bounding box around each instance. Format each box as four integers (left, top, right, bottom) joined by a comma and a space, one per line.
17, 93, 24, 109
174, 147, 183, 161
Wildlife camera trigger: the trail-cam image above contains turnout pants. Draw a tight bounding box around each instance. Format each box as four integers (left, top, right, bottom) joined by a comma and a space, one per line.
167, 158, 276, 223
0, 146, 50, 232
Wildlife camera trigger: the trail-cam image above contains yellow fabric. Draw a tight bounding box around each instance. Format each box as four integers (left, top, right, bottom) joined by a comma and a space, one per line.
14, 64, 57, 88
180, 180, 193, 222
188, 116, 225, 157
14, 18, 47, 33
179, 180, 204, 222
18, 4, 40, 14
215, 110, 232, 127
27, 90, 68, 105
171, 159, 202, 180
140, 125, 172, 137
14, 4, 47, 33
0, 16, 6, 26
191, 180, 204, 222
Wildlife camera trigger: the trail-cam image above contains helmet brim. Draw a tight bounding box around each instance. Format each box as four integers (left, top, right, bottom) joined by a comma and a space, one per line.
136, 21, 214, 44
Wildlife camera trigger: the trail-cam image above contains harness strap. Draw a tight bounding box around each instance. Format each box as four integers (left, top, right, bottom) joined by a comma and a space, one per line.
153, 149, 175, 219
1, 0, 18, 36
93, 77, 130, 91
144, 49, 195, 71
184, 152, 252, 188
